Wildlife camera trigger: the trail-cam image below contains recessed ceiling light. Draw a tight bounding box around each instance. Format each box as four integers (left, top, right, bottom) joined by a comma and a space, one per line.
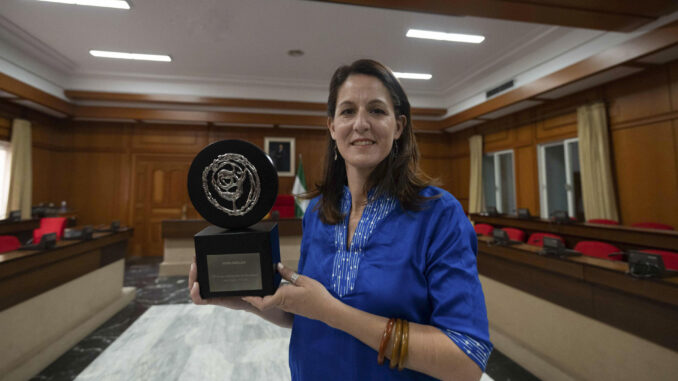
37, 0, 130, 9
288, 49, 304, 57
394, 72, 432, 80
89, 50, 172, 62
406, 29, 485, 44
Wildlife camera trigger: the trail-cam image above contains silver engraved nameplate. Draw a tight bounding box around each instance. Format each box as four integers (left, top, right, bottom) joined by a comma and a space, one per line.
206, 252, 263, 292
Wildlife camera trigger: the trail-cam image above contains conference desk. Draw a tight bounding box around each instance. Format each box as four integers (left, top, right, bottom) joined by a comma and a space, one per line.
0, 229, 135, 380
0, 228, 133, 311
0, 218, 40, 242
470, 214, 678, 251
476, 234, 678, 380
476, 235, 678, 351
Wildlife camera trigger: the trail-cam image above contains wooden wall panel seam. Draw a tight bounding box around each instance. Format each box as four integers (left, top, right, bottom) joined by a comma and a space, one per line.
420, 154, 462, 159
665, 63, 675, 112
542, 121, 577, 131
610, 109, 678, 131
673, 120, 678, 198
535, 133, 578, 144
33, 144, 128, 153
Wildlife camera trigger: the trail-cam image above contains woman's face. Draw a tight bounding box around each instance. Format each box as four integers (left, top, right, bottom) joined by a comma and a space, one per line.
328, 74, 404, 176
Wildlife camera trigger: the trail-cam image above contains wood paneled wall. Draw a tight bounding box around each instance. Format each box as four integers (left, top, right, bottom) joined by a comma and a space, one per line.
607, 61, 678, 228
2, 112, 453, 256
43, 123, 334, 256
7, 58, 677, 255
449, 59, 678, 229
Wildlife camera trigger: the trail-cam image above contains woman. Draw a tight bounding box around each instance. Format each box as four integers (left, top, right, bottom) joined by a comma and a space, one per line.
189, 59, 492, 380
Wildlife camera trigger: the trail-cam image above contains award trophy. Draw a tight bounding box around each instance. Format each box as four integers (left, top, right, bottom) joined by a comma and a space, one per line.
188, 139, 281, 298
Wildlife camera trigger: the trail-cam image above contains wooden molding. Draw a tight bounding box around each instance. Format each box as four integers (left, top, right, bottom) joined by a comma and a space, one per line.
441, 20, 678, 130
620, 62, 661, 70
73, 105, 448, 130
411, 108, 447, 117
74, 106, 328, 127
319, 0, 678, 32
411, 119, 442, 131
610, 110, 678, 131
65, 90, 447, 117
0, 73, 73, 116
66, 90, 327, 111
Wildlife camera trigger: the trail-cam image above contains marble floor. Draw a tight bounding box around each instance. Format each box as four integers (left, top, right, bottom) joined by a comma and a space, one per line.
32, 259, 540, 381
75, 305, 292, 381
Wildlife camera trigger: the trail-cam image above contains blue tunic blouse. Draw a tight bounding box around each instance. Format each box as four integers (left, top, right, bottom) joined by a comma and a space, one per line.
289, 186, 492, 380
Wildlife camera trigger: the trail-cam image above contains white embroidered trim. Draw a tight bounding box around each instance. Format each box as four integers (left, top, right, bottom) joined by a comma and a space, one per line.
331, 190, 397, 297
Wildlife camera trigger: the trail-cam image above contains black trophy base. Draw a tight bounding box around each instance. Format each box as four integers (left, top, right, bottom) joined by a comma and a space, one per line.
194, 221, 281, 298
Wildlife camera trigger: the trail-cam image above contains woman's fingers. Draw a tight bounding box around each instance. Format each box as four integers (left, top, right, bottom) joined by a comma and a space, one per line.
190, 278, 207, 305
188, 262, 197, 290
189, 261, 257, 311
243, 292, 282, 311
241, 296, 262, 309
188, 260, 209, 305
277, 262, 303, 286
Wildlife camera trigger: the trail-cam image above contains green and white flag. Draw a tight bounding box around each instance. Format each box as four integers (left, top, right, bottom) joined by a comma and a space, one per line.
292, 156, 309, 217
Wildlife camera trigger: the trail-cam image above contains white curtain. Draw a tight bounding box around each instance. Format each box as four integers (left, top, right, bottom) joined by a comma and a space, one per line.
577, 103, 619, 222
6, 119, 32, 220
0, 141, 11, 218
468, 135, 484, 214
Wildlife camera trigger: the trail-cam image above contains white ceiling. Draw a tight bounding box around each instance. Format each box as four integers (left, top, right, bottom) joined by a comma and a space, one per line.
0, 0, 676, 116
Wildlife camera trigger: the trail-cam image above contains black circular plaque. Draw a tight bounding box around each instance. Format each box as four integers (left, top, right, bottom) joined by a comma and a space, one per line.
188, 140, 278, 229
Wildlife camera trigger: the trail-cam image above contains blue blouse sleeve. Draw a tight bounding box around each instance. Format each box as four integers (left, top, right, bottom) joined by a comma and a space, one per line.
424, 195, 493, 371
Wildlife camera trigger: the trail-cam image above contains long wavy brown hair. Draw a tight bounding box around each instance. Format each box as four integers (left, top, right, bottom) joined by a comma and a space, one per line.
304, 59, 437, 224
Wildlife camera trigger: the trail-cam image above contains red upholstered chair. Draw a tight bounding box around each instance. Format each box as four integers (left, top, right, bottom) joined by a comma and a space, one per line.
573, 241, 622, 260
587, 219, 619, 225
527, 232, 564, 247
270, 195, 296, 218
474, 224, 494, 236
33, 217, 68, 244
631, 222, 675, 231
502, 227, 526, 242
0, 235, 20, 253
640, 249, 678, 271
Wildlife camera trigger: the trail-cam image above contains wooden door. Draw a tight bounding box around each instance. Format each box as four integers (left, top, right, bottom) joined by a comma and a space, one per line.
130, 155, 200, 256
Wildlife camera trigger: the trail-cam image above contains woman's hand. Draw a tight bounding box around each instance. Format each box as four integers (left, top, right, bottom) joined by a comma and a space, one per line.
188, 259, 252, 311
242, 263, 339, 324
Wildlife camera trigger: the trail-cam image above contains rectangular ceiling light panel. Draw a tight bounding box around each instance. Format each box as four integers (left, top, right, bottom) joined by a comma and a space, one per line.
90, 50, 172, 62
393, 72, 432, 80
407, 29, 485, 44
38, 0, 131, 9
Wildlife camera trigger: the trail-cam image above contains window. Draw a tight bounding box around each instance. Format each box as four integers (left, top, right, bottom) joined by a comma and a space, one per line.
0, 141, 10, 218
482, 150, 516, 214
537, 138, 583, 220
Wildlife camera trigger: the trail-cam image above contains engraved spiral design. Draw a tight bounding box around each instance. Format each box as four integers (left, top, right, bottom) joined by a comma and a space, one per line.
202, 153, 260, 216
